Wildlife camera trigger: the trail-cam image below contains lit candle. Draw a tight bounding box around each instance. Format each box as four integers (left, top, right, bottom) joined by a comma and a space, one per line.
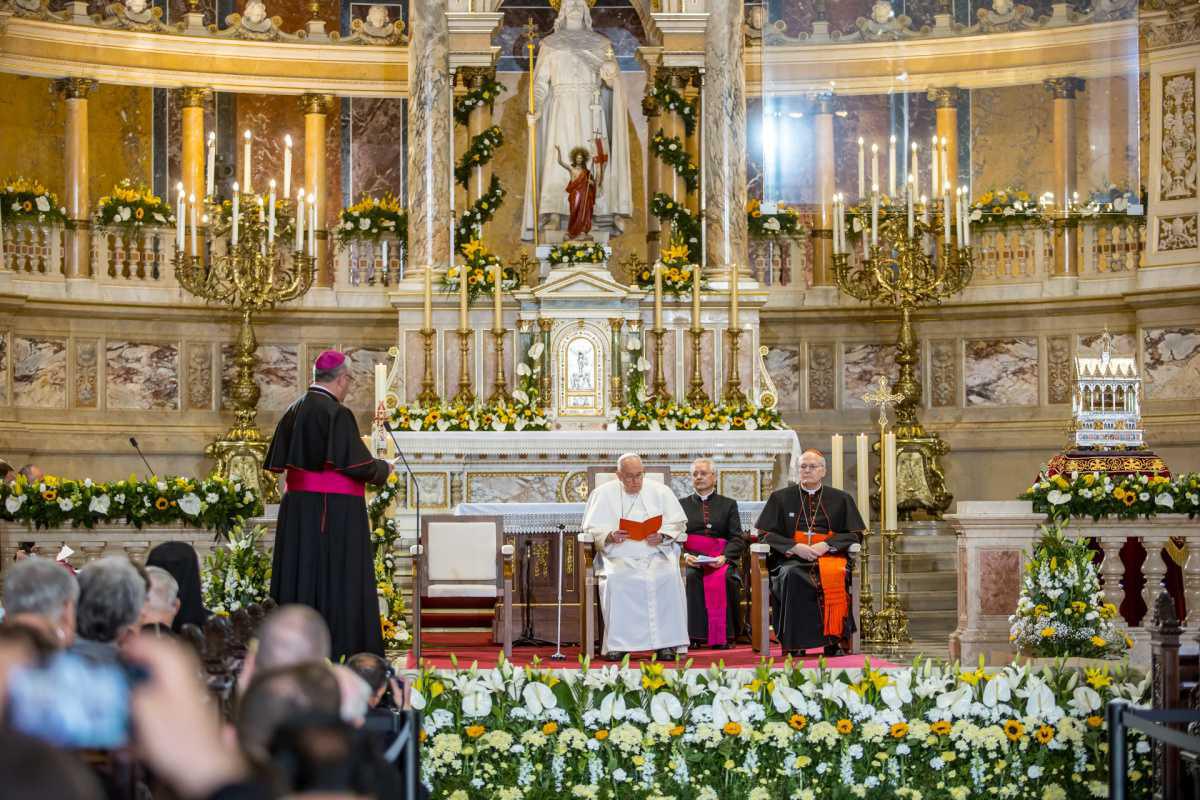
930, 134, 939, 198
231, 182, 240, 246
493, 258, 503, 332
176, 183, 185, 253
295, 190, 305, 252
871, 185, 879, 246
282, 135, 293, 199
921, 195, 929, 226
870, 143, 879, 195
423, 262, 433, 330
242, 130, 252, 192
832, 194, 841, 255
268, 179, 276, 243
729, 268, 739, 329
939, 137, 948, 190
205, 132, 216, 199
857, 137, 865, 198
690, 263, 701, 330
856, 432, 871, 530
943, 183, 951, 241
653, 261, 663, 330
458, 258, 469, 330
374, 363, 387, 410
907, 176, 915, 238
888, 135, 897, 197
831, 433, 844, 490
188, 193, 197, 255
382, 239, 389, 271
910, 143, 918, 198
883, 431, 897, 530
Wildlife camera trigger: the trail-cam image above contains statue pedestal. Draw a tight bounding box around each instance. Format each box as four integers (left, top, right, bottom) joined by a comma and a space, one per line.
535, 243, 613, 281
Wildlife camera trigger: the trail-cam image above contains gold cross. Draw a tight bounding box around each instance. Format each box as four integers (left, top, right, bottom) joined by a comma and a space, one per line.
523, 16, 540, 49
863, 375, 903, 431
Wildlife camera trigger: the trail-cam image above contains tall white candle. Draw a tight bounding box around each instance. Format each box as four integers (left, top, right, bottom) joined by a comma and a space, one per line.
231, 182, 240, 246
940, 137, 948, 190
907, 176, 915, 238
871, 143, 879, 197
888, 135, 897, 197
493, 259, 503, 332
176, 183, 185, 252
382, 239, 389, 271
870, 186, 879, 246
653, 261, 663, 330
374, 363, 387, 409
729, 268, 739, 328
921, 195, 929, 226
943, 184, 951, 241
883, 431, 897, 530
856, 433, 871, 530
910, 143, 918, 198
268, 179, 276, 243
257, 195, 264, 224
205, 132, 216, 199
832, 194, 841, 254
242, 130, 252, 192
423, 258, 433, 329
930, 134, 939, 198
831, 433, 844, 490
282, 135, 293, 199
857, 137, 865, 198
189, 194, 198, 255
295, 190, 305, 252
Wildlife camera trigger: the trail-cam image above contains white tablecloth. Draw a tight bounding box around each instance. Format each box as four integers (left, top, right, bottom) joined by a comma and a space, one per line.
455, 501, 768, 534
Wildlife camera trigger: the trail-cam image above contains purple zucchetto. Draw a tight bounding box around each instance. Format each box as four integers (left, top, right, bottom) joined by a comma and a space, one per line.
314, 350, 347, 371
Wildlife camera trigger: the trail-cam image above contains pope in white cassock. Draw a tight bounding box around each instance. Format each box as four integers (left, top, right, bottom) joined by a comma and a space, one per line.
581, 453, 689, 661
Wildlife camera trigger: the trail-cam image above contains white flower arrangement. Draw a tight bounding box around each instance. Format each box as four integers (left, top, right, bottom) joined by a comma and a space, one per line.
201, 523, 272, 614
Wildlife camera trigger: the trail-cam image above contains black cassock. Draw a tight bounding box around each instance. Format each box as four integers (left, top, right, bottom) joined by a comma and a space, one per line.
679, 493, 747, 646
265, 385, 390, 659
754, 484, 864, 652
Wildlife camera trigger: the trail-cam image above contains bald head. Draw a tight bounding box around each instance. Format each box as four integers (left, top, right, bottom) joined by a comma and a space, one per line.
798, 449, 827, 490
254, 605, 331, 672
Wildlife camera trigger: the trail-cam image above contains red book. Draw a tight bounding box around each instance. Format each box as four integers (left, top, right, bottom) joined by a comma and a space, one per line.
618, 515, 662, 542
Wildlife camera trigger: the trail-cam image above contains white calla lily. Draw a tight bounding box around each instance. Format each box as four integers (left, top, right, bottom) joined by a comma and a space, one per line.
1069, 686, 1102, 716
522, 681, 557, 715
982, 674, 1012, 707
880, 671, 913, 709
597, 691, 627, 723
649, 692, 683, 725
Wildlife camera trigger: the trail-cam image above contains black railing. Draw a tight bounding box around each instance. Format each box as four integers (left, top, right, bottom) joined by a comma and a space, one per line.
1107, 702, 1200, 800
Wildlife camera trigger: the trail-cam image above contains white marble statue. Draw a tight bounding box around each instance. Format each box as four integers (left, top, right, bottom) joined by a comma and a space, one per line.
520, 0, 632, 244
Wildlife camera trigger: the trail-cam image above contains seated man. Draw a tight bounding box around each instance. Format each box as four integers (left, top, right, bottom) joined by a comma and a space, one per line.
680, 457, 746, 649
1, 556, 78, 649
581, 453, 688, 661
69, 556, 145, 663
755, 448, 865, 657
139, 566, 181, 630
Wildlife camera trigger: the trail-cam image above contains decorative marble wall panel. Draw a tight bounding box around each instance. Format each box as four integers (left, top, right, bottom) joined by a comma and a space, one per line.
671, 475, 693, 499
340, 346, 390, 414
12, 336, 66, 409
718, 470, 758, 501
187, 344, 213, 411
1143, 327, 1200, 401
1076, 76, 1138, 196
106, 342, 180, 411
347, 98, 404, 202
978, 549, 1021, 615
75, 340, 98, 408
971, 85, 1054, 196
1158, 214, 1199, 251
808, 342, 835, 410
467, 473, 560, 504
220, 344, 299, 411
1161, 71, 1196, 201
1046, 335, 1071, 405
843, 343, 897, 409
764, 345, 801, 413
964, 337, 1038, 407
929, 340, 958, 408
1078, 331, 1137, 357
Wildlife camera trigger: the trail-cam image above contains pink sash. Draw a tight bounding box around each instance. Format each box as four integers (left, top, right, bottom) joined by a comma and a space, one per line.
285, 468, 365, 497
685, 533, 728, 646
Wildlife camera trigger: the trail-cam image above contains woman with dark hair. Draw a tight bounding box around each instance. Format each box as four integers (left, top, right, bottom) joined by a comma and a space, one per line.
146, 542, 209, 632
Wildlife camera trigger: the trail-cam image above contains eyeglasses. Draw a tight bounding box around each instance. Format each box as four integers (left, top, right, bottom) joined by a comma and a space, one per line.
798, 464, 824, 470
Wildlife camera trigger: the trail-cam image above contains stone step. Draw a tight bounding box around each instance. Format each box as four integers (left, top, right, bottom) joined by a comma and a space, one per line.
899, 590, 958, 612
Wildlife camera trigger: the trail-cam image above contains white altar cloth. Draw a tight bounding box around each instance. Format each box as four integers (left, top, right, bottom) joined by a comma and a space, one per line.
455, 501, 768, 534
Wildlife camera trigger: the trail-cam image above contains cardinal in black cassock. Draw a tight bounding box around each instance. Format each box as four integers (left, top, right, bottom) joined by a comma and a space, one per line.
265, 350, 391, 659
680, 458, 746, 648
755, 449, 865, 656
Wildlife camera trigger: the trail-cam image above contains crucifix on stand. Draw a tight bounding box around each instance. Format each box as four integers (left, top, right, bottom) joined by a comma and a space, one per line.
861, 375, 908, 649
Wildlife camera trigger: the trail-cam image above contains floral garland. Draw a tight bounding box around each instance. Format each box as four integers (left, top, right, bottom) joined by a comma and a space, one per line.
547, 240, 606, 266
649, 192, 701, 264
338, 193, 406, 245
95, 179, 174, 232
649, 130, 699, 193
0, 473, 261, 533
633, 241, 696, 296
412, 656, 1150, 799
455, 175, 506, 248
1021, 471, 1200, 521
1077, 185, 1142, 218
969, 187, 1045, 226
441, 239, 521, 306
1009, 523, 1129, 659
453, 77, 505, 126
454, 125, 505, 189
747, 198, 806, 239
646, 79, 698, 136
200, 522, 272, 615
840, 194, 900, 240
366, 474, 410, 650
1, 177, 66, 225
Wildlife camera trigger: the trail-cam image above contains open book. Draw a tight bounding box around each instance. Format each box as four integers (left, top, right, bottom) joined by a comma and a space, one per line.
617, 515, 663, 542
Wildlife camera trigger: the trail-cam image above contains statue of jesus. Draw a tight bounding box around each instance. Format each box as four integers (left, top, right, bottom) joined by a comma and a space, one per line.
521, 0, 632, 244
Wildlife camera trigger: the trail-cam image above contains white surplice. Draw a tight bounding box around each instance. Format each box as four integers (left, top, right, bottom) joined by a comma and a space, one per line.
581, 479, 688, 654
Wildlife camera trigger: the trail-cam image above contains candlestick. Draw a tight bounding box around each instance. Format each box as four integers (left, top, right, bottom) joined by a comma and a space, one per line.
458, 259, 469, 330
888, 135, 897, 197
374, 363, 387, 410
382, 239, 389, 274
907, 176, 914, 238
857, 137, 865, 198
188, 194, 198, 255
729, 267, 739, 329
871, 143, 879, 195
930, 134, 938, 198
176, 183, 185, 253
921, 195, 929, 227
308, 194, 316, 254
295, 191, 305, 252
268, 180, 276, 243
690, 263, 701, 329
231, 183, 240, 246
832, 194, 841, 255
883, 431, 897, 530
493, 259, 503, 332
856, 432, 870, 530
242, 130, 252, 192
423, 262, 433, 330
282, 135, 293, 199
943, 184, 951, 241
940, 137, 948, 190
205, 132, 215, 199
653, 261, 664, 330
831, 433, 844, 489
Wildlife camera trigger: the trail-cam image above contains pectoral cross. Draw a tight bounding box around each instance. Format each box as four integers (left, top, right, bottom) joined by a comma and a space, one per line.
863, 375, 903, 431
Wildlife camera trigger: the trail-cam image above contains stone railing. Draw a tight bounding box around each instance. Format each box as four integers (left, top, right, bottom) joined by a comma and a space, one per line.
333, 235, 406, 289
0, 220, 68, 277
1079, 218, 1144, 276
748, 235, 809, 288
970, 223, 1054, 284
948, 500, 1199, 668
92, 225, 178, 285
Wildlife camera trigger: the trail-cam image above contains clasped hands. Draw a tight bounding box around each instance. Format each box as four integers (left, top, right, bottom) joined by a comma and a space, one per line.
608, 529, 664, 546
684, 554, 726, 568
788, 541, 831, 561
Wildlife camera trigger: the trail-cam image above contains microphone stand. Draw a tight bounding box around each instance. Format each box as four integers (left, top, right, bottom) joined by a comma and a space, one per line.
383, 422, 420, 569
511, 533, 554, 648
550, 522, 566, 660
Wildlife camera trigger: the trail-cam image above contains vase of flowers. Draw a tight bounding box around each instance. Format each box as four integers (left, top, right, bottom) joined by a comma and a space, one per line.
969, 187, 1044, 225
95, 179, 174, 232
1, 177, 66, 225
201, 522, 273, 614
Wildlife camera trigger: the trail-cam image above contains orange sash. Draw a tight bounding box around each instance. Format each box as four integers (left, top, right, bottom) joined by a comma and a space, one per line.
792, 530, 848, 638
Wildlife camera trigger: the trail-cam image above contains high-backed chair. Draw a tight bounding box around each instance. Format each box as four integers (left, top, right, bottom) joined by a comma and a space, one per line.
748, 540, 863, 656
577, 466, 673, 660
410, 514, 514, 663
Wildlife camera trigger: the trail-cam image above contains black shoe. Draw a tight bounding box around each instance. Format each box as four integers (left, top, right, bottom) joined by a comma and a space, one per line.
602, 651, 625, 662
654, 648, 677, 661
823, 643, 843, 657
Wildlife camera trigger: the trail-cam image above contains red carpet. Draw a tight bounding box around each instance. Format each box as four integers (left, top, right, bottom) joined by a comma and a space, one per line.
398, 641, 896, 670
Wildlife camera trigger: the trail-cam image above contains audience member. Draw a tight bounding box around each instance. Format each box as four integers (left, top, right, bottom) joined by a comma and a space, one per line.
236, 662, 342, 765
1, 556, 79, 649
268, 714, 400, 798
18, 464, 44, 484
13, 540, 35, 562
345, 652, 390, 709
70, 556, 145, 664
332, 664, 372, 727
238, 604, 331, 693
0, 730, 104, 800
146, 541, 210, 633
140, 565, 181, 628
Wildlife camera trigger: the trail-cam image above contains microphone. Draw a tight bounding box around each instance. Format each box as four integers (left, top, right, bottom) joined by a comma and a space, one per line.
382, 421, 420, 550
129, 437, 157, 477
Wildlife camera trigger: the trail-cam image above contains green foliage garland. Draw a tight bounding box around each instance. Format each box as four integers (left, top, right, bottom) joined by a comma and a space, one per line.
454, 126, 505, 189
366, 475, 410, 649
455, 175, 506, 250
650, 130, 699, 193
646, 80, 698, 136
547, 240, 606, 265
453, 77, 505, 126
1021, 471, 1200, 521
649, 192, 701, 263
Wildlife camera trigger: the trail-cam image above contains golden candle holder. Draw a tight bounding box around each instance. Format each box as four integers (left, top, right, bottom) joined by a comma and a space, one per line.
417, 328, 438, 407
453, 328, 475, 405
858, 527, 880, 644
609, 317, 625, 409
488, 328, 510, 403
873, 527, 912, 649
687, 326, 708, 405
538, 317, 553, 402
650, 327, 669, 400
722, 326, 746, 404
861, 375, 905, 647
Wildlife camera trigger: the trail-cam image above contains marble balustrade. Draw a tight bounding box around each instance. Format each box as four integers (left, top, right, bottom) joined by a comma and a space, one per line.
1, 221, 68, 277
948, 500, 1200, 668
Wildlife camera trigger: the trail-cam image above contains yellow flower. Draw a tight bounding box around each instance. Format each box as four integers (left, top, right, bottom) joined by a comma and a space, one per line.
542, 721, 558, 735
890, 722, 909, 739
1071, 601, 1087, 614
931, 720, 952, 736
1113, 487, 1126, 500
1034, 724, 1055, 744
836, 719, 853, 734
1086, 715, 1103, 728
41, 489, 57, 502
1040, 627, 1056, 638
788, 714, 807, 731
723, 721, 742, 736
430, 681, 445, 698
1085, 668, 1112, 689
1004, 720, 1025, 741
155, 497, 170, 511
462, 238, 485, 259
1090, 635, 1107, 648
669, 725, 685, 737
594, 729, 608, 741
465, 724, 486, 738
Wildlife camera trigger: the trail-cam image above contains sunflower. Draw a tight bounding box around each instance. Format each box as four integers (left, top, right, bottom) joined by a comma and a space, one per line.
890, 722, 909, 739
1003, 720, 1025, 741
594, 729, 608, 741
22, 200, 32, 212
788, 714, 807, 731
1034, 724, 1055, 744
931, 720, 952, 736
1123, 493, 1136, 506
41, 489, 57, 501
465, 725, 486, 738
154, 497, 170, 511
541, 721, 558, 735
134, 207, 145, 220
836, 719, 853, 735
722, 721, 742, 736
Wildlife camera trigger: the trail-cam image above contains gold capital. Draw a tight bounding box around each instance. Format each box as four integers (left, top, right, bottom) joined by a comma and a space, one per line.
658, 66, 700, 90
177, 86, 212, 108
459, 66, 497, 89
925, 86, 962, 108
538, 317, 555, 333
608, 317, 625, 333
54, 77, 96, 100
812, 90, 837, 116
1043, 77, 1084, 99
299, 93, 334, 116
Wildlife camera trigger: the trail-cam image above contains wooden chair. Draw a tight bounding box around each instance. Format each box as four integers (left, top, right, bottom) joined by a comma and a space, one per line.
748, 540, 862, 656
409, 514, 515, 664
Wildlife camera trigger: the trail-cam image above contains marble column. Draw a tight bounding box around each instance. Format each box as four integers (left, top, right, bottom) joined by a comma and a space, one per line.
1045, 77, 1083, 276
812, 92, 836, 286
928, 86, 962, 193
57, 77, 95, 279
703, 0, 748, 283
407, 0, 452, 280
681, 70, 701, 218
179, 87, 210, 203
301, 93, 334, 286
642, 90, 662, 262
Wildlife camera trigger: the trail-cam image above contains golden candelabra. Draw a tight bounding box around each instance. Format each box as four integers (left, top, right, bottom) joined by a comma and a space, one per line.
454, 329, 475, 405
489, 328, 510, 403
650, 328, 669, 400
723, 327, 746, 404
832, 209, 973, 519
861, 375, 908, 648
687, 325, 708, 405
417, 328, 438, 406
608, 317, 625, 409
174, 193, 316, 501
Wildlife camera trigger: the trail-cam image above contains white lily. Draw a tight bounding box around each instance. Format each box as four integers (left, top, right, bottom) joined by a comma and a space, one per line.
880, 670, 913, 709
935, 684, 973, 716
461, 682, 493, 718
1069, 686, 1102, 716
522, 682, 557, 715
649, 692, 683, 725
528, 342, 544, 360
1018, 678, 1063, 722
597, 691, 628, 723
982, 674, 1012, 707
